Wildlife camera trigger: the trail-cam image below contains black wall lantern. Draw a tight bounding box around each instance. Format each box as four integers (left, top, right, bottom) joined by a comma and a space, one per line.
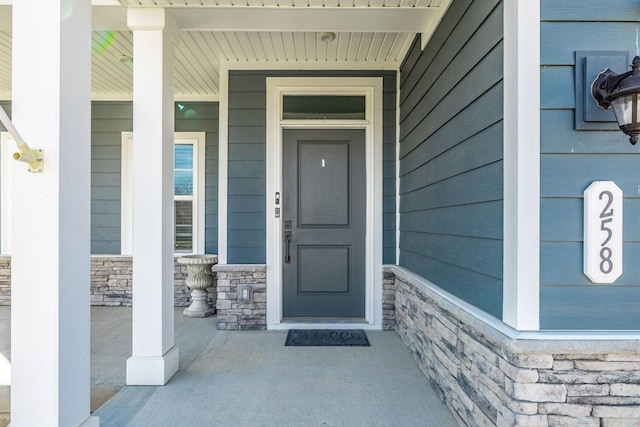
592, 56, 640, 145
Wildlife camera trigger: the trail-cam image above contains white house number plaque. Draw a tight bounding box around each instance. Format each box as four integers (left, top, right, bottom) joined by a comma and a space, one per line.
584, 181, 623, 284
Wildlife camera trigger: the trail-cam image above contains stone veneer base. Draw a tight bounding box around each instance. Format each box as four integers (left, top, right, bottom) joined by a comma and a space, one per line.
213, 264, 266, 331
388, 265, 640, 427
0, 255, 215, 308
3, 255, 638, 425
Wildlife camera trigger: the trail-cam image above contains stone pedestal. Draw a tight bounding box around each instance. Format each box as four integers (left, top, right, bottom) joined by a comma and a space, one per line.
177, 254, 218, 318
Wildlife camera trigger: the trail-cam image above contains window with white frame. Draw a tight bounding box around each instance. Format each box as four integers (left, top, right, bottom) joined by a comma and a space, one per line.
121, 132, 206, 254
174, 142, 196, 252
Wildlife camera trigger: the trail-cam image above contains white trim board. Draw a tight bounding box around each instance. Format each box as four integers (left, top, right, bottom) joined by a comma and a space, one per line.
0, 132, 12, 254
502, 0, 541, 331
90, 93, 220, 102
222, 61, 402, 72
172, 7, 446, 34
395, 70, 401, 265
121, 131, 206, 255
217, 62, 229, 264
265, 77, 384, 329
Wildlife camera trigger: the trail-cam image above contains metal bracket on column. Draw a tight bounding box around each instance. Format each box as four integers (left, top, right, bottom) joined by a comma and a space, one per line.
0, 106, 44, 173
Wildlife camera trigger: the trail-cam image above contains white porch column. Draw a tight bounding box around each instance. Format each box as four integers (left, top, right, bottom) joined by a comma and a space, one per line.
503, 0, 541, 331
11, 1, 96, 426
126, 8, 180, 385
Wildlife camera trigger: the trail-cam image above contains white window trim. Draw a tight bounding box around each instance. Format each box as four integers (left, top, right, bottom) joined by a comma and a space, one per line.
121, 131, 206, 255
265, 77, 384, 330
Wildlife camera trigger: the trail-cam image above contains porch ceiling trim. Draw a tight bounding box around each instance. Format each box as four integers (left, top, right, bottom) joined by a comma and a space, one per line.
93, 6, 442, 34
170, 7, 440, 33
223, 60, 403, 71
91, 93, 221, 102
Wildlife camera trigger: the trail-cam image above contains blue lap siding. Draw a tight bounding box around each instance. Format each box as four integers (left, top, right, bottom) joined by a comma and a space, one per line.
1, 101, 219, 256
90, 102, 132, 254
91, 102, 219, 255
540, 0, 640, 329
399, 0, 504, 318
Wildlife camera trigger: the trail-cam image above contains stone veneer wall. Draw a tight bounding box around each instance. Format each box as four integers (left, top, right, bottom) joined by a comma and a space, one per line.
390, 265, 640, 427
0, 255, 216, 307
213, 264, 266, 331
0, 256, 393, 332
90, 256, 218, 307
382, 270, 396, 331
0, 257, 9, 306
212, 265, 394, 331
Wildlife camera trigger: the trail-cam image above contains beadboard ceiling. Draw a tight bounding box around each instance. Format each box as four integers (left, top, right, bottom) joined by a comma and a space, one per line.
0, 1, 451, 101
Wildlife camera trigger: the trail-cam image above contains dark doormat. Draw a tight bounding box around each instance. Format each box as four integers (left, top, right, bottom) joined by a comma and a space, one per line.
285, 329, 370, 347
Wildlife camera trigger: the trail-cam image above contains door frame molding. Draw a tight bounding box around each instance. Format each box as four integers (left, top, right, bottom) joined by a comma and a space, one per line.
266, 77, 383, 329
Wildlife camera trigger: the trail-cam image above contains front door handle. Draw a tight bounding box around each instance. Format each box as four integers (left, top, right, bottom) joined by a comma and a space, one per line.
284, 231, 292, 264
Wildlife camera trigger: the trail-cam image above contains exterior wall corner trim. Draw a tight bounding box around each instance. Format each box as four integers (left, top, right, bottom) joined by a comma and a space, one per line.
503, 0, 541, 331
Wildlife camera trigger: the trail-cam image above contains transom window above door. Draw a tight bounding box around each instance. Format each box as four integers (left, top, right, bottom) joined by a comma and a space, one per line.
282, 95, 366, 120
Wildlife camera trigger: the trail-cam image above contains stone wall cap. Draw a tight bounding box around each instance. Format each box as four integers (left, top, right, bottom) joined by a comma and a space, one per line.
90, 255, 133, 260
387, 265, 640, 345
387, 265, 517, 338
458, 309, 511, 348
505, 338, 640, 355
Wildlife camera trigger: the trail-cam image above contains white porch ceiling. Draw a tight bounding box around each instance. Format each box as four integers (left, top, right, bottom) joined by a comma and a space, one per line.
0, 1, 451, 101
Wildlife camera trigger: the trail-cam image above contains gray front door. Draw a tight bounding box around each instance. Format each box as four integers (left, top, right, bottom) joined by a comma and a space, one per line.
282, 129, 366, 318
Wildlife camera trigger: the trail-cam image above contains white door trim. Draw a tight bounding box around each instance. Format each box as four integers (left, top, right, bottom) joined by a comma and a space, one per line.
266, 77, 383, 329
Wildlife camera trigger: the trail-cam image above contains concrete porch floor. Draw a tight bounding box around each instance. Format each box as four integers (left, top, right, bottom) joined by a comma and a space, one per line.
0, 307, 458, 426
